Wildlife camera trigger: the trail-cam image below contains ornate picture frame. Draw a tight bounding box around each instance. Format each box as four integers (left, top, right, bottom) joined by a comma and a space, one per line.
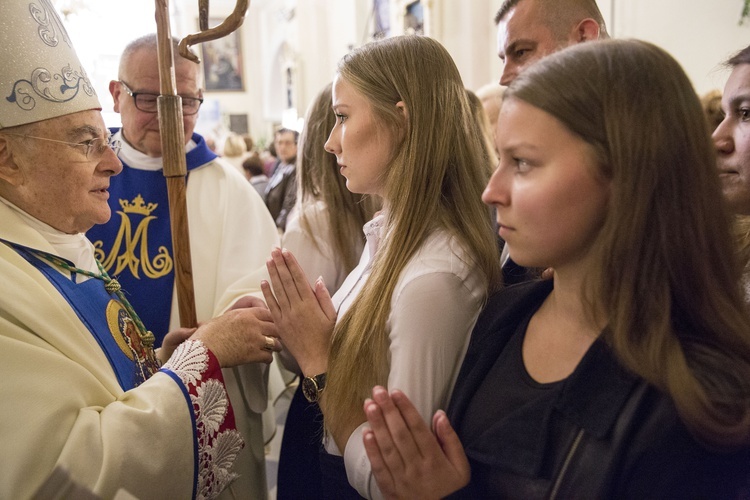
200, 17, 244, 91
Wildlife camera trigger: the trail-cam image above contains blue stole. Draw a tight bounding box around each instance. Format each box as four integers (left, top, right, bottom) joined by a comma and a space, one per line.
86, 132, 217, 346
6, 241, 148, 391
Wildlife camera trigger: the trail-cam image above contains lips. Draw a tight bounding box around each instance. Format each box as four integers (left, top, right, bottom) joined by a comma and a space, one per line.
719, 170, 739, 179
497, 222, 515, 238
717, 158, 739, 175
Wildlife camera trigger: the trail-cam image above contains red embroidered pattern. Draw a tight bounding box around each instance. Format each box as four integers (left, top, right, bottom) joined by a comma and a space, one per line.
163, 340, 244, 499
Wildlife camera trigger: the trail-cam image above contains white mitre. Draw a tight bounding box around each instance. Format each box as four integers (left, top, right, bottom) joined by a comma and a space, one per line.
0, 0, 101, 129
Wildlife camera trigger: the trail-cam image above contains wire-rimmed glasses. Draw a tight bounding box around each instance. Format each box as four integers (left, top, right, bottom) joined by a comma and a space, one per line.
118, 80, 203, 115
3, 133, 122, 160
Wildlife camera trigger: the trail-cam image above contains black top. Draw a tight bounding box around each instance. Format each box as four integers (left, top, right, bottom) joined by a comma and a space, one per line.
460, 307, 562, 446
447, 280, 750, 499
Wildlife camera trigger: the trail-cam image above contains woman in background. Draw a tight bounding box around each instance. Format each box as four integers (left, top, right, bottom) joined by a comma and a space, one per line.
221, 132, 249, 173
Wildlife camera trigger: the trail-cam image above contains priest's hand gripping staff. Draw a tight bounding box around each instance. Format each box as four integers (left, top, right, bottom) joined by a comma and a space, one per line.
154, 0, 249, 327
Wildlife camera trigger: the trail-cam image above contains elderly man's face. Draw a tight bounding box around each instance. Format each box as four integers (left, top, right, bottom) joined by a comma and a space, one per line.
0, 110, 122, 233
714, 64, 750, 215
110, 48, 202, 158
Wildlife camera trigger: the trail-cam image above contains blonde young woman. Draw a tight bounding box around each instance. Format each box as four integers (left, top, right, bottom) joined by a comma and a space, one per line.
361, 40, 750, 499
276, 83, 378, 500
262, 35, 500, 498
282, 83, 379, 296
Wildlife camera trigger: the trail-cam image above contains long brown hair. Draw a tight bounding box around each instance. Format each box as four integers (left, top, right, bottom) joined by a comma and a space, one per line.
295, 83, 378, 275
323, 36, 501, 433
507, 39, 750, 449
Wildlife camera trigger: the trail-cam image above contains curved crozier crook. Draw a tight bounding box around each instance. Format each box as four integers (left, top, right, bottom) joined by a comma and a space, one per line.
179, 0, 249, 64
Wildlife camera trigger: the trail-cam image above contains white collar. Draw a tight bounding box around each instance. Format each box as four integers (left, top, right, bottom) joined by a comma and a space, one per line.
0, 196, 97, 273
115, 130, 198, 171
363, 213, 387, 259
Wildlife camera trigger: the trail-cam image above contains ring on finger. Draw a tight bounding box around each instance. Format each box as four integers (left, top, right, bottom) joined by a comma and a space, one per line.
262, 335, 275, 352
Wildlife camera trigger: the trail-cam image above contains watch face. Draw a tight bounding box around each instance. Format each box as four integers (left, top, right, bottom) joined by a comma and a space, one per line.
302, 377, 319, 402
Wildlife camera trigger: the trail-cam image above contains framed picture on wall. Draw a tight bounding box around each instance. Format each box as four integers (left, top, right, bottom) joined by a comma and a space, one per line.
373, 0, 391, 39
404, 1, 424, 35
229, 113, 249, 135
200, 18, 244, 91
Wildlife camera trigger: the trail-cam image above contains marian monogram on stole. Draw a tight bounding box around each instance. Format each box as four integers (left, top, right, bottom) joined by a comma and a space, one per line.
93, 195, 173, 278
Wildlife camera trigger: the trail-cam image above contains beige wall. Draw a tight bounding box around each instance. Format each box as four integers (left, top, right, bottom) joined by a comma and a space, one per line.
96, 0, 748, 145
236, 0, 749, 142
602, 0, 750, 95
244, 0, 501, 137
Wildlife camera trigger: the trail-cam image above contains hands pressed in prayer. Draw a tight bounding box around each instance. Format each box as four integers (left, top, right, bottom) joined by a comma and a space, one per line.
261, 247, 337, 376
362, 386, 471, 500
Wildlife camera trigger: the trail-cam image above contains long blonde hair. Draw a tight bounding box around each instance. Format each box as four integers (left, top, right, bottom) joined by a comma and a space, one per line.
296, 83, 378, 274
508, 39, 750, 449
323, 36, 501, 433
466, 89, 498, 166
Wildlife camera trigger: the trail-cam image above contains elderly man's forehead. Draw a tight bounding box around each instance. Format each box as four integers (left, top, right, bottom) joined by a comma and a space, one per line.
31, 110, 106, 138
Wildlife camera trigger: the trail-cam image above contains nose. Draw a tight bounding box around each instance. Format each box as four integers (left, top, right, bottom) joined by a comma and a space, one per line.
499, 65, 516, 87
482, 163, 510, 207
100, 146, 123, 176
712, 118, 734, 156
324, 128, 340, 155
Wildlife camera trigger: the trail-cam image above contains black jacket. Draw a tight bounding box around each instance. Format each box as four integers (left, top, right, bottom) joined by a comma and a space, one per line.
447, 280, 750, 499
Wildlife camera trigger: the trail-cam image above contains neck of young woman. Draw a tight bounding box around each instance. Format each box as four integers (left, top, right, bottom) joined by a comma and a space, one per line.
521, 259, 605, 384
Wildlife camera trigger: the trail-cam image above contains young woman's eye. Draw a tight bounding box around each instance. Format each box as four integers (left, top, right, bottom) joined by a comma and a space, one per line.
335, 113, 347, 124
513, 157, 531, 173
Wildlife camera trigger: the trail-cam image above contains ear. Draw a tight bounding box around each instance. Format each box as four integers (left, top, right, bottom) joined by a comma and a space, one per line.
395, 101, 409, 140
396, 100, 409, 119
0, 136, 25, 186
109, 80, 122, 113
571, 18, 601, 43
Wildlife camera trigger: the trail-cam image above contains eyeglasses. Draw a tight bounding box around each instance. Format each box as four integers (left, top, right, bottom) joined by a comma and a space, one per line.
4, 133, 122, 160
118, 81, 203, 115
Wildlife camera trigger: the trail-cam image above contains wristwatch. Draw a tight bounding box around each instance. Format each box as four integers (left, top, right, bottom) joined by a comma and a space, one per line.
302, 373, 327, 403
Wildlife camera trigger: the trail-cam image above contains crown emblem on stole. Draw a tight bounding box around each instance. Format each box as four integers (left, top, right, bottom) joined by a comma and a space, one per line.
120, 195, 158, 216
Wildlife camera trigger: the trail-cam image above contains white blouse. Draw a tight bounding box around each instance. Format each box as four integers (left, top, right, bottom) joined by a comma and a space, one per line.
326, 214, 489, 499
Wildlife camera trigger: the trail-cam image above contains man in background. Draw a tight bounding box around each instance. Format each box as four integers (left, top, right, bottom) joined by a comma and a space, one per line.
265, 128, 299, 232
495, 0, 608, 86
87, 34, 279, 499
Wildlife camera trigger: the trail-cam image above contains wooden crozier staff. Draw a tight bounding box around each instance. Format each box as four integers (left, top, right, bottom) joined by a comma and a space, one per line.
153, 0, 249, 328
